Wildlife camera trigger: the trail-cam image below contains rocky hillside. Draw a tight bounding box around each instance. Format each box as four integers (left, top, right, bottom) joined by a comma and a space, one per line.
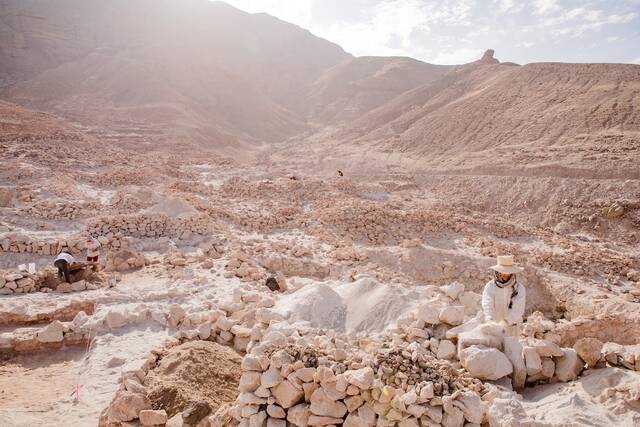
334, 61, 640, 176
0, 0, 352, 145
305, 56, 451, 125
1, 0, 639, 166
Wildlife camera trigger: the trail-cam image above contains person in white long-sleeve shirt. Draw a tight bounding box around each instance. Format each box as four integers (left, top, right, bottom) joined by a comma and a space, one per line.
481, 255, 526, 336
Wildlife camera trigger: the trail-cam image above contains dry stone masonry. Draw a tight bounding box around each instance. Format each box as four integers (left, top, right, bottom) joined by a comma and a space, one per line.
97, 280, 640, 427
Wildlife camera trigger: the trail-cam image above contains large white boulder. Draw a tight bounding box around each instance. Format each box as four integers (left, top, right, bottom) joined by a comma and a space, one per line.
436, 340, 456, 360
503, 337, 526, 390
460, 345, 513, 381
36, 320, 65, 343
523, 346, 542, 376
439, 306, 465, 326
105, 310, 128, 329
531, 339, 563, 357
442, 282, 465, 300
70, 311, 89, 330
453, 391, 484, 425
416, 301, 441, 324
457, 323, 503, 353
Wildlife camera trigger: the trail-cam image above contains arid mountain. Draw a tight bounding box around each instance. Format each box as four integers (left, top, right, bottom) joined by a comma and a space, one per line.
0, 0, 638, 166
0, 0, 352, 145
331, 61, 640, 177
305, 56, 452, 125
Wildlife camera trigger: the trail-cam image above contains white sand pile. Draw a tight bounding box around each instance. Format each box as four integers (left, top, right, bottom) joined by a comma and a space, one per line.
337, 276, 422, 333
146, 197, 196, 218
274, 283, 347, 331
521, 367, 640, 426
273, 276, 422, 334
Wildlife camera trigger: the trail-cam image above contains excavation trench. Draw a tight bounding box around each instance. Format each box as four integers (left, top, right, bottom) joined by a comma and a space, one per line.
0, 300, 96, 327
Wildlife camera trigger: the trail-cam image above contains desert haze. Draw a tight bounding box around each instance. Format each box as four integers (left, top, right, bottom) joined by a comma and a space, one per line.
0, 1, 639, 427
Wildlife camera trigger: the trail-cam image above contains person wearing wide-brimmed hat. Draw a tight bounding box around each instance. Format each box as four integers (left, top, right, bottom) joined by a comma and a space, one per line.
481, 255, 526, 336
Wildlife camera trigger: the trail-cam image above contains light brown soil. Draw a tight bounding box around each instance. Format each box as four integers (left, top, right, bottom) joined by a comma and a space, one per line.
144, 341, 242, 417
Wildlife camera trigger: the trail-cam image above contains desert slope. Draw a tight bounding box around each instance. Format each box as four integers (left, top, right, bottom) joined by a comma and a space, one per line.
305, 56, 452, 124
334, 61, 640, 175
0, 0, 351, 146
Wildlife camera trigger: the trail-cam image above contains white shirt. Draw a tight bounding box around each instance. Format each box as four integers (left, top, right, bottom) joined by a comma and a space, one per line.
55, 252, 75, 264
481, 280, 526, 325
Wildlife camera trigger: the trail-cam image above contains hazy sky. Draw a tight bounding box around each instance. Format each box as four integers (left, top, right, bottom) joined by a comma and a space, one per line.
221, 0, 640, 64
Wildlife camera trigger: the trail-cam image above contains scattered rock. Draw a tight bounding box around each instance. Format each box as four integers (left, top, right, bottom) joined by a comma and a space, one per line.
140, 409, 168, 426
36, 320, 64, 343
573, 338, 603, 367
107, 391, 152, 423
182, 400, 211, 425
554, 348, 584, 382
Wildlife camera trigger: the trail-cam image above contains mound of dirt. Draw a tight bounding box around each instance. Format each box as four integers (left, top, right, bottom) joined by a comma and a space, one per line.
275, 282, 347, 331
273, 277, 423, 334
144, 341, 241, 417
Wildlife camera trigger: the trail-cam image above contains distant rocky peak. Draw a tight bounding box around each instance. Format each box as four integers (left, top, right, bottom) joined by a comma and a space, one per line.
478, 49, 500, 64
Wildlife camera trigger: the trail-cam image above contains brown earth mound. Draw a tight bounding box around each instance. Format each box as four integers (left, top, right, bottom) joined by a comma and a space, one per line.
144, 340, 242, 417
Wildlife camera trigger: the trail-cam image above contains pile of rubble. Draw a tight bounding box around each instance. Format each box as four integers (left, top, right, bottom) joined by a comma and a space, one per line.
0, 234, 86, 255
102, 238, 147, 272
86, 213, 213, 240
19, 200, 96, 220
225, 251, 269, 282
472, 232, 640, 284
223, 342, 486, 427
0, 270, 39, 294
97, 277, 640, 427
315, 201, 460, 246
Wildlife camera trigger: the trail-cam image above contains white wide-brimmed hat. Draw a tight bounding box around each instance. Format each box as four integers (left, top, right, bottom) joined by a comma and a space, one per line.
489, 255, 524, 274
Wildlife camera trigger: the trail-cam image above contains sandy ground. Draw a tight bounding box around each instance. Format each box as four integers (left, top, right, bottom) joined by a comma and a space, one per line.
0, 104, 638, 426
0, 323, 170, 427
521, 368, 640, 426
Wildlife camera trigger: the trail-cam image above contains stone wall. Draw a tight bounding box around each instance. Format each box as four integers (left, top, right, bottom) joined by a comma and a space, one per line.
0, 234, 86, 256
19, 200, 95, 220
85, 213, 213, 240
0, 265, 105, 295
0, 269, 41, 294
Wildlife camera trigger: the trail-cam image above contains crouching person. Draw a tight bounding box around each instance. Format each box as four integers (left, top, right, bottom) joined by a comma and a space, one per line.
482, 255, 526, 337
54, 250, 75, 284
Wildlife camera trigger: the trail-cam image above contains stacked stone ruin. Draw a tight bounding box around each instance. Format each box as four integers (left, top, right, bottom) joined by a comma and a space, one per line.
85, 213, 213, 240
19, 200, 96, 220
0, 265, 107, 295
97, 278, 640, 427
0, 270, 39, 295
0, 234, 86, 256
